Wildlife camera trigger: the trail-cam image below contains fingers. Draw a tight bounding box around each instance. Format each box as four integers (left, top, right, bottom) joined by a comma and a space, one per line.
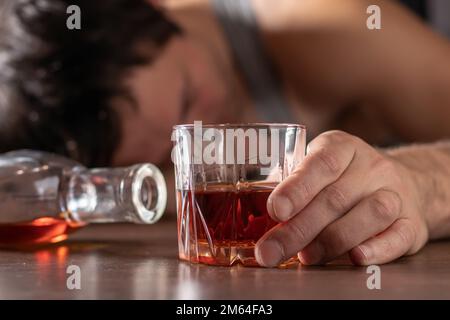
256, 130, 420, 268
267, 131, 357, 222
256, 161, 379, 267
349, 219, 416, 266
299, 189, 402, 265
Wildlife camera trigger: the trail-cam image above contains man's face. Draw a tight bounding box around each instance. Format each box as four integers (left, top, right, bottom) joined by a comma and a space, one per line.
111, 35, 235, 166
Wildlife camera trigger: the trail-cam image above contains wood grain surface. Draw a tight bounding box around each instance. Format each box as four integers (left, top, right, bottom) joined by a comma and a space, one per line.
0, 219, 449, 299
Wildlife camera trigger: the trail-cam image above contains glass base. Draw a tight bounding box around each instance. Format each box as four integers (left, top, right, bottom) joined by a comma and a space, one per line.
179, 240, 298, 267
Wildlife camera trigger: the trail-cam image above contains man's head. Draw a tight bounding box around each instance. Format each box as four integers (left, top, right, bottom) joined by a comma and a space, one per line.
0, 0, 180, 166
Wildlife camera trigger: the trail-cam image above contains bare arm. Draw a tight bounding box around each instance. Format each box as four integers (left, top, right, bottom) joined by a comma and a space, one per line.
386, 141, 450, 240
254, 0, 450, 141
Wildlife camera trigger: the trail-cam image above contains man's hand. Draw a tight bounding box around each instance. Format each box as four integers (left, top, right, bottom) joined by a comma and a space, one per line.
255, 130, 431, 267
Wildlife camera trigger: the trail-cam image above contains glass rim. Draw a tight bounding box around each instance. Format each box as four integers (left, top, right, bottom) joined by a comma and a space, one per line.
173, 123, 306, 131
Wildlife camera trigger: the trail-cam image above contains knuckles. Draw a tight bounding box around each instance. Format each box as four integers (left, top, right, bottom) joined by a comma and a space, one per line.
285, 221, 309, 245
314, 130, 363, 150
370, 190, 402, 223
313, 148, 342, 176
308, 130, 359, 176
318, 130, 355, 144
280, 171, 314, 204
322, 184, 349, 213
396, 220, 416, 249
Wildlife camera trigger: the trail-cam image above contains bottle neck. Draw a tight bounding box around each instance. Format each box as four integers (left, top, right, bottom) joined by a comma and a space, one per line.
62, 164, 166, 224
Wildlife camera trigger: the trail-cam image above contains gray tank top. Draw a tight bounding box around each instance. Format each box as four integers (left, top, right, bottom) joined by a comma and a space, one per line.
428, 0, 450, 38
210, 0, 294, 123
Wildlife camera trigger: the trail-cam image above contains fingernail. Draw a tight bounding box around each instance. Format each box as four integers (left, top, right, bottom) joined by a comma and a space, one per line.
298, 243, 325, 265
350, 245, 371, 266
269, 195, 293, 221
255, 239, 284, 267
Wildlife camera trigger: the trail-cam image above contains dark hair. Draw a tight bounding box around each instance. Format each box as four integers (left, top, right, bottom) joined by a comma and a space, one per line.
0, 0, 180, 166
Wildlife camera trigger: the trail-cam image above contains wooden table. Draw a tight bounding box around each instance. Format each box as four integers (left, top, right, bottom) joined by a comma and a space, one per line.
0, 219, 449, 299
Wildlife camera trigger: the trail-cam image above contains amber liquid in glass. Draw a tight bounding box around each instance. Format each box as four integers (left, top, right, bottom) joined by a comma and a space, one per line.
177, 183, 279, 266
0, 217, 83, 247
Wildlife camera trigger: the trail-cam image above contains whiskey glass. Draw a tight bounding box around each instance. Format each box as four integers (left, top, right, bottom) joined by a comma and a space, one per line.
172, 123, 306, 266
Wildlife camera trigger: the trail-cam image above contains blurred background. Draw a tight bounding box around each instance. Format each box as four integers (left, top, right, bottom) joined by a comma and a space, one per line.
0, 0, 449, 216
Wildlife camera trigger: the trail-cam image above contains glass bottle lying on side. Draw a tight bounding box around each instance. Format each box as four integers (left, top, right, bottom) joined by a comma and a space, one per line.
0, 150, 167, 246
